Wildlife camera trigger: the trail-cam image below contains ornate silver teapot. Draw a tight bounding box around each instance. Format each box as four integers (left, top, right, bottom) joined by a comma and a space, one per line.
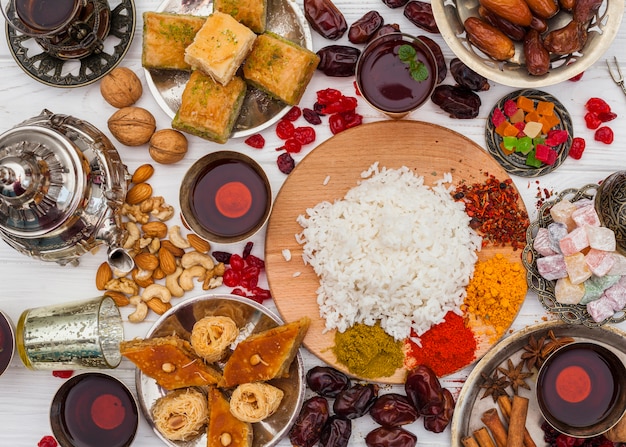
0, 109, 132, 268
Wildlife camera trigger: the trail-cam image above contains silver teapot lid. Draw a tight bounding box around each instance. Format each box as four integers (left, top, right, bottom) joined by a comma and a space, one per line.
0, 125, 85, 238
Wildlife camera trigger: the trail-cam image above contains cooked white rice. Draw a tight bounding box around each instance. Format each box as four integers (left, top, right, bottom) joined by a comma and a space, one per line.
295, 164, 481, 341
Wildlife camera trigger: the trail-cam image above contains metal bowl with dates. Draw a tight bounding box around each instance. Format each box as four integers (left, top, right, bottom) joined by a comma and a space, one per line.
432, 0, 624, 87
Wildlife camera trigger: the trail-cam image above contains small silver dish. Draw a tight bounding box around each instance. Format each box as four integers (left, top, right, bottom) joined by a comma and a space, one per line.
536, 341, 626, 438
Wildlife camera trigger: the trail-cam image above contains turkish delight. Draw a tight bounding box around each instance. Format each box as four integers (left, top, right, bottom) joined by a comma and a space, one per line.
572, 205, 601, 227
559, 226, 589, 257
536, 254, 568, 281
587, 297, 615, 322
585, 225, 616, 252
608, 253, 626, 276
580, 275, 621, 305
533, 227, 557, 256
555, 277, 585, 304
585, 248, 615, 277
547, 222, 568, 254
550, 200, 576, 230
564, 252, 592, 285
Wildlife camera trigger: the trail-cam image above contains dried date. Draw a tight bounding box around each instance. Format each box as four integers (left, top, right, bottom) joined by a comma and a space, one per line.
404, 364, 444, 415
348, 11, 383, 44
478, 5, 526, 41
304, 0, 347, 40
382, 0, 409, 8
464, 16, 515, 61
417, 35, 446, 84
306, 366, 351, 397
530, 15, 548, 33
543, 20, 588, 55
369, 394, 418, 427
431, 85, 481, 119
450, 58, 490, 91
289, 396, 330, 447
317, 45, 361, 77
403, 1, 439, 34
573, 0, 602, 24
365, 427, 417, 447
333, 383, 379, 419
423, 388, 455, 433
371, 23, 401, 40
319, 416, 352, 447
524, 29, 550, 76
525, 0, 559, 19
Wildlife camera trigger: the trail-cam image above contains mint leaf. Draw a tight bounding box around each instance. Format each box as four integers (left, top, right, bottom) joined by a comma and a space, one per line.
410, 61, 429, 82
398, 44, 428, 82
398, 44, 416, 63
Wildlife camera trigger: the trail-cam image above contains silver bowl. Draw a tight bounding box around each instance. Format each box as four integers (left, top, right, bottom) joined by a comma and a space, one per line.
432, 0, 624, 87
595, 171, 626, 257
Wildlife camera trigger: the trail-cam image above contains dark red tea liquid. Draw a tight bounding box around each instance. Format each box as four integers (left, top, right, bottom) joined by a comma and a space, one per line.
16, 0, 77, 31
358, 37, 435, 113
53, 373, 138, 447
538, 346, 619, 428
0, 312, 13, 375
190, 158, 269, 238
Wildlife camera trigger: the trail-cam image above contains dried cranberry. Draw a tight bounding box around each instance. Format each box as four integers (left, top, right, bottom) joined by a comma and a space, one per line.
584, 112, 602, 130
212, 251, 232, 264
245, 254, 265, 269
322, 96, 358, 114
240, 275, 259, 290
242, 265, 260, 281
244, 134, 265, 149
329, 113, 346, 134
242, 241, 254, 259
231, 287, 248, 297
303, 108, 322, 125
276, 119, 296, 139
569, 71, 584, 81
597, 111, 617, 122
341, 110, 363, 129
38, 436, 58, 447
230, 253, 245, 271
585, 97, 611, 114
594, 126, 614, 144
294, 126, 317, 145
284, 106, 302, 121
317, 88, 343, 105
251, 287, 272, 301
282, 138, 303, 153
52, 370, 73, 379
223, 269, 241, 287
277, 152, 296, 174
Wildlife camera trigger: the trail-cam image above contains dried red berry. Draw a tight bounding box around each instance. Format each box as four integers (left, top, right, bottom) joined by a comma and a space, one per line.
251, 286, 272, 302
282, 138, 303, 153
223, 269, 241, 287
585, 97, 611, 114
276, 119, 295, 139
342, 110, 363, 129
245, 254, 265, 269
38, 436, 58, 447
277, 152, 295, 174
594, 126, 614, 144
597, 111, 618, 122
322, 96, 358, 114
303, 108, 322, 125
244, 134, 265, 149
230, 253, 245, 271
569, 137, 586, 159
294, 126, 316, 145
584, 112, 602, 130
242, 241, 254, 259
284, 106, 302, 121
329, 113, 346, 134
52, 370, 73, 379
569, 71, 584, 81
317, 88, 343, 105
231, 287, 248, 297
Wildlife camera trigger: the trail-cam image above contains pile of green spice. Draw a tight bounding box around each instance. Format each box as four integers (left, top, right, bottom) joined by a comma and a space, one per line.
333, 323, 404, 379
454, 173, 530, 250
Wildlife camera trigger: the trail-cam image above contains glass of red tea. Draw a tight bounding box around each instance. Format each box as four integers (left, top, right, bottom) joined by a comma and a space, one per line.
536, 341, 626, 438
0, 310, 15, 376
180, 151, 272, 244
356, 33, 438, 119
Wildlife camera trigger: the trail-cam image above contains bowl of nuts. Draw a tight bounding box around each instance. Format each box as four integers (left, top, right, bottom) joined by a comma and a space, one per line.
431, 0, 624, 87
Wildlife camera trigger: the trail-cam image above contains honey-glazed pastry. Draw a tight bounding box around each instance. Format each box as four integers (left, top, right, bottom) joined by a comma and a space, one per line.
120, 335, 224, 389
214, 0, 267, 33
229, 382, 284, 423
207, 387, 253, 447
152, 388, 208, 441
190, 315, 239, 362
222, 317, 310, 387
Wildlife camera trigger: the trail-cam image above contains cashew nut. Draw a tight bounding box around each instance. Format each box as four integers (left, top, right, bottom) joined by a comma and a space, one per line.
179, 265, 206, 291
123, 221, 140, 249
169, 225, 191, 249
148, 237, 161, 254
142, 283, 172, 303
129, 295, 142, 306
165, 266, 185, 297
181, 251, 214, 270
105, 277, 140, 296
128, 301, 148, 323
138, 237, 153, 249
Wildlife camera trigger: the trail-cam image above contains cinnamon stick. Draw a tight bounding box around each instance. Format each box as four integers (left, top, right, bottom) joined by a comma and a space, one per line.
481, 408, 508, 447
497, 395, 536, 447
474, 427, 497, 447
506, 395, 530, 447
462, 434, 481, 447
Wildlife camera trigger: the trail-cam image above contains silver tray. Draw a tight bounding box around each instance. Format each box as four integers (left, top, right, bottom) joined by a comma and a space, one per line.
144, 0, 312, 139
135, 294, 306, 447
450, 320, 626, 446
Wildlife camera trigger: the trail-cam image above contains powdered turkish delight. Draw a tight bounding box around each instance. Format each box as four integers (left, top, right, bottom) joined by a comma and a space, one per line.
559, 227, 589, 257
571, 205, 601, 227
564, 252, 592, 285
555, 277, 585, 304
547, 222, 568, 254
550, 200, 576, 230
533, 227, 557, 257
585, 248, 615, 277
585, 225, 616, 252
537, 254, 568, 281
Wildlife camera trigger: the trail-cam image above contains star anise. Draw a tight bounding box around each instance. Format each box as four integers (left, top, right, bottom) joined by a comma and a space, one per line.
497, 358, 532, 395
541, 329, 575, 359
520, 333, 546, 372
479, 370, 510, 402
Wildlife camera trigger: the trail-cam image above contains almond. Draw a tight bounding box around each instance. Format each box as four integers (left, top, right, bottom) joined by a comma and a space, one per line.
126, 182, 153, 205
104, 290, 130, 307
158, 247, 177, 275
95, 262, 113, 290
142, 221, 168, 239
131, 164, 155, 184
146, 297, 171, 315
134, 252, 159, 271
161, 239, 186, 258
132, 268, 155, 288
153, 266, 166, 280
188, 233, 211, 253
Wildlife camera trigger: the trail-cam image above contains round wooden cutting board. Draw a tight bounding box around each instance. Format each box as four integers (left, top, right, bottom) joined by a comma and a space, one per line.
265, 120, 528, 384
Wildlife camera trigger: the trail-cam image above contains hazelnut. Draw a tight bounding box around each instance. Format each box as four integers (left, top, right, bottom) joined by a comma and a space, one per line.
108, 106, 156, 146
149, 129, 188, 164
100, 67, 143, 108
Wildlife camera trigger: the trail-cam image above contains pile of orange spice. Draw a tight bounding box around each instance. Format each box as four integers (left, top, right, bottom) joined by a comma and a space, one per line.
454, 173, 530, 250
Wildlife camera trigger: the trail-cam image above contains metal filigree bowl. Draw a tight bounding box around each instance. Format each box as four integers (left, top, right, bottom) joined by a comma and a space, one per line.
522, 184, 626, 326
596, 171, 626, 257
432, 0, 624, 88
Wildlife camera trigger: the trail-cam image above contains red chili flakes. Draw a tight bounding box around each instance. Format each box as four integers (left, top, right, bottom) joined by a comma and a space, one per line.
244, 134, 265, 149
454, 174, 530, 250
38, 436, 58, 447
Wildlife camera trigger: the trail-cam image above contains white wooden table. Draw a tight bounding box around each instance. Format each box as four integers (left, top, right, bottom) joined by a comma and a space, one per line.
1, 0, 626, 445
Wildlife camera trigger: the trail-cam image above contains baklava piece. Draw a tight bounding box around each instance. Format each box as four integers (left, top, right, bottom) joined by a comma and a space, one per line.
207, 387, 253, 447
214, 0, 267, 34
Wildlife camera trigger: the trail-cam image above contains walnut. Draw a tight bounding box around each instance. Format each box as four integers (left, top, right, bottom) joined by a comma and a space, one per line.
100, 67, 143, 108
107, 106, 156, 146
149, 129, 188, 164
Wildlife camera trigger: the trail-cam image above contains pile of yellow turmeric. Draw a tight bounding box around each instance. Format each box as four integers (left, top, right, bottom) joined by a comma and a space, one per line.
462, 254, 528, 342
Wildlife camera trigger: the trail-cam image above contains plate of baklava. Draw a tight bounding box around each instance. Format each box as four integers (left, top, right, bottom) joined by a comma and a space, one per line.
142, 0, 316, 143
121, 294, 309, 447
